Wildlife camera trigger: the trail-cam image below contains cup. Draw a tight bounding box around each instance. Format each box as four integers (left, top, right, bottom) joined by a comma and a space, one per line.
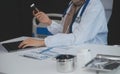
55, 54, 77, 73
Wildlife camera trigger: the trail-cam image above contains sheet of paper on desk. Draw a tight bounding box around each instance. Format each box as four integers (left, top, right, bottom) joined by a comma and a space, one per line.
49, 46, 80, 55
21, 48, 58, 60
21, 47, 62, 60
22, 53, 50, 60
21, 46, 79, 60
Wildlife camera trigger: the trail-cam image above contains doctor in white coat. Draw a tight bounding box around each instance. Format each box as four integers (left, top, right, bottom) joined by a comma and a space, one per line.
19, 0, 108, 48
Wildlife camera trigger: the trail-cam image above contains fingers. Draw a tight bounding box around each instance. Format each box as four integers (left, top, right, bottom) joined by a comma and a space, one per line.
21, 44, 31, 49
18, 40, 27, 49
34, 11, 46, 19
33, 9, 39, 14
33, 11, 43, 21
18, 38, 45, 49
36, 13, 42, 20
18, 38, 32, 48
33, 11, 42, 17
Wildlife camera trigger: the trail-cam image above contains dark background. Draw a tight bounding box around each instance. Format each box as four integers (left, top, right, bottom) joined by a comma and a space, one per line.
0, 0, 70, 42
0, 0, 120, 45
107, 0, 120, 45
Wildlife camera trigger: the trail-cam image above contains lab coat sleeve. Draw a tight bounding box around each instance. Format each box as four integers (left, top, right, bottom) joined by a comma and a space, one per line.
45, 0, 107, 47
47, 20, 63, 34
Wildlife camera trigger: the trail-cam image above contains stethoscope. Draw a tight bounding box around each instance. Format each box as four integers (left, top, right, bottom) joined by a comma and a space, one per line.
63, 0, 90, 33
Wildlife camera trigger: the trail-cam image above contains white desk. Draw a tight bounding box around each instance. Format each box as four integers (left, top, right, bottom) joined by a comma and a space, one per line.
0, 37, 120, 74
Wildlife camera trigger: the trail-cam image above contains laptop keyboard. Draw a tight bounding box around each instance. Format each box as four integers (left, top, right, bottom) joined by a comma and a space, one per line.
2, 41, 34, 52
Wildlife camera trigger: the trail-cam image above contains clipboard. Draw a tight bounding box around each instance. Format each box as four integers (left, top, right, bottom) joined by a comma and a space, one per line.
84, 54, 120, 71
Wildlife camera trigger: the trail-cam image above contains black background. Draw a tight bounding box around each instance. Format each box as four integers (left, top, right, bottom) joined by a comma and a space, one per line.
0, 0, 70, 42
107, 0, 120, 45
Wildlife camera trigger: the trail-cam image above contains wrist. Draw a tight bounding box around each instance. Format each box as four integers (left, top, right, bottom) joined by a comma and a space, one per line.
39, 40, 46, 47
47, 20, 52, 26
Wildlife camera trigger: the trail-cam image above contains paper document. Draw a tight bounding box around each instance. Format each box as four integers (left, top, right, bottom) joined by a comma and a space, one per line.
21, 46, 79, 60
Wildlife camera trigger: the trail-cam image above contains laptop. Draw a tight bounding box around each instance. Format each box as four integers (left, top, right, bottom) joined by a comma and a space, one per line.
0, 43, 8, 53
0, 41, 35, 52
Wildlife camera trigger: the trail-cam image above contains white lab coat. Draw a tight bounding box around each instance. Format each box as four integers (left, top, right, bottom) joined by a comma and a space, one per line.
45, 0, 108, 47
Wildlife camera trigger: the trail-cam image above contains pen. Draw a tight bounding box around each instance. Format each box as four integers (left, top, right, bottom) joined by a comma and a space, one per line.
22, 54, 49, 60
39, 47, 53, 54
84, 58, 94, 67
23, 55, 38, 60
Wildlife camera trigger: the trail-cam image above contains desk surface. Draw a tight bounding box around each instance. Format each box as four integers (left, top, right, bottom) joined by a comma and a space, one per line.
0, 53, 96, 74
0, 37, 120, 74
